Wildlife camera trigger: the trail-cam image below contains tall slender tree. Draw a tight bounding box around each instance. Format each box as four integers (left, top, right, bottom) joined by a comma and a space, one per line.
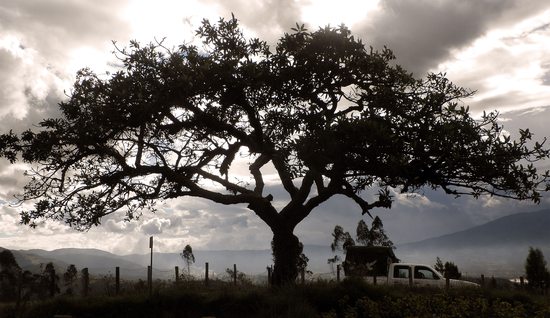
1, 16, 549, 285
525, 247, 550, 291
180, 244, 195, 275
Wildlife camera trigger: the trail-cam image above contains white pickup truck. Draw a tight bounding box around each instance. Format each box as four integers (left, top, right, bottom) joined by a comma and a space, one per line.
369, 262, 479, 288
343, 246, 479, 288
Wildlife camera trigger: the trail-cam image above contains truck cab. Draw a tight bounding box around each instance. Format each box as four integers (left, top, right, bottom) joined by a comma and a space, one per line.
343, 246, 479, 288
391, 263, 444, 287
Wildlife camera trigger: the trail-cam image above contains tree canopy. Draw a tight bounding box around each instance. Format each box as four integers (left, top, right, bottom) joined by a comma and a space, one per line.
525, 247, 550, 291
1, 16, 549, 285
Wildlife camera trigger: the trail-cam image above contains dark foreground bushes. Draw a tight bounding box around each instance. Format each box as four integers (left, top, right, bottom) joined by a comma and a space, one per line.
1, 279, 550, 318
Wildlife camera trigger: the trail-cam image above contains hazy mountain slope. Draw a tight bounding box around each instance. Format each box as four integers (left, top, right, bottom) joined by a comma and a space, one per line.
397, 209, 550, 276
4, 209, 549, 278
0, 247, 69, 273
400, 209, 550, 250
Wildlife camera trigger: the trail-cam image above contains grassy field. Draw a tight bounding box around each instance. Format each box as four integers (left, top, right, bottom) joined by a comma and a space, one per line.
1, 279, 550, 318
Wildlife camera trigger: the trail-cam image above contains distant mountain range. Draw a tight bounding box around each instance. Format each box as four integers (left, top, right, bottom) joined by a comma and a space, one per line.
398, 209, 550, 277
3, 209, 550, 279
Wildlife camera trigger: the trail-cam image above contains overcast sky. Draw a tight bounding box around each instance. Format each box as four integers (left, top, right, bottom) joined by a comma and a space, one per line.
1, 0, 550, 255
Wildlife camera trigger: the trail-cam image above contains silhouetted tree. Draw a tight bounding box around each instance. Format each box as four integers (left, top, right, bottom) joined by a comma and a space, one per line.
40, 262, 60, 298
0, 249, 21, 301
525, 247, 550, 291
180, 244, 195, 275
332, 217, 394, 251
331, 225, 355, 252
2, 16, 549, 285
434, 257, 445, 274
356, 220, 369, 246
366, 216, 394, 248
434, 257, 461, 279
329, 217, 394, 271
63, 264, 78, 295
225, 267, 251, 285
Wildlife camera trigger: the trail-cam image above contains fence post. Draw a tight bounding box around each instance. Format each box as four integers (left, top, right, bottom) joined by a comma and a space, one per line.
301, 268, 305, 284
373, 275, 377, 285
205, 262, 209, 286
267, 266, 272, 286
82, 268, 89, 297
408, 267, 413, 287
233, 264, 237, 286
520, 276, 524, 287
481, 274, 485, 288
147, 266, 152, 296
175, 266, 179, 283
115, 267, 120, 295
336, 264, 341, 282
445, 277, 450, 290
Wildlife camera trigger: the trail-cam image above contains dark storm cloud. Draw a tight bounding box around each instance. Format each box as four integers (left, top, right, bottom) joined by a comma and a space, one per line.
358, 0, 550, 75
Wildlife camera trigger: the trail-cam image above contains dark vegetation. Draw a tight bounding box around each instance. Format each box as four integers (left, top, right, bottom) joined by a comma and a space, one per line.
1, 278, 550, 318
2, 248, 550, 317
1, 15, 549, 286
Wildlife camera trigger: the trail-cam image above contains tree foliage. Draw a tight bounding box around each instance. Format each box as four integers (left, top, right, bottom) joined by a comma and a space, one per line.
0, 250, 21, 301
434, 257, 461, 279
180, 244, 195, 275
331, 217, 394, 253
63, 264, 78, 295
525, 247, 550, 291
1, 16, 549, 285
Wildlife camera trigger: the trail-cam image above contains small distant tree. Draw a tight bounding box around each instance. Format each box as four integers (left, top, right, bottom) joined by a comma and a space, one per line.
331, 217, 394, 252
434, 257, 461, 279
296, 243, 312, 278
525, 247, 550, 291
367, 216, 394, 248
63, 264, 78, 295
331, 225, 355, 253
37, 262, 59, 298
327, 255, 341, 274
329, 217, 394, 274
225, 267, 251, 285
434, 257, 445, 273
180, 244, 195, 275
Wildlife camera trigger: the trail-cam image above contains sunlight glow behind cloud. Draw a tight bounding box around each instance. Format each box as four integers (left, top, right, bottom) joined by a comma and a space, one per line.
301, 0, 381, 28
436, 9, 550, 113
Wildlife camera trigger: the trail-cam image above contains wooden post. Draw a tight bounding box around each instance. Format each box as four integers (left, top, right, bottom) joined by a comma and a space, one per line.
267, 266, 272, 286
490, 276, 496, 288
82, 268, 89, 297
409, 267, 413, 287
445, 277, 450, 290
205, 262, 209, 286
147, 266, 152, 296
481, 274, 485, 287
300, 268, 305, 284
520, 276, 524, 287
233, 264, 237, 286
115, 267, 120, 295
373, 276, 377, 285
336, 264, 341, 282
175, 266, 179, 283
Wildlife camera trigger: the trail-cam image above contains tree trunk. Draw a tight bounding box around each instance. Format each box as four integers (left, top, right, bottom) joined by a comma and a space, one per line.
271, 228, 301, 286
